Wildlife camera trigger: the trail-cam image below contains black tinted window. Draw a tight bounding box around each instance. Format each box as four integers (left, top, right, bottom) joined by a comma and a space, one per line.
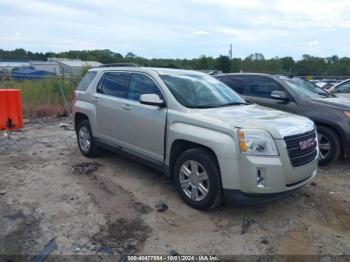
218, 76, 245, 94
76, 71, 97, 91
247, 76, 282, 98
99, 72, 129, 98
128, 74, 163, 101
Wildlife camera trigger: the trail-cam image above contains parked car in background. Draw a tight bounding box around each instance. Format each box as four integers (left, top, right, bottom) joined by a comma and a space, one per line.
73, 65, 318, 210
215, 73, 350, 165
313, 81, 335, 90
328, 79, 350, 99
309, 79, 344, 90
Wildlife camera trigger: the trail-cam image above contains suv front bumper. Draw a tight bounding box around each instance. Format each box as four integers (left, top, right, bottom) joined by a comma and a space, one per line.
223, 170, 316, 205
219, 138, 318, 204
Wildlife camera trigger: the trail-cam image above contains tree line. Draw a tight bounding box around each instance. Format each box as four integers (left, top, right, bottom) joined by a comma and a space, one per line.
1, 48, 350, 76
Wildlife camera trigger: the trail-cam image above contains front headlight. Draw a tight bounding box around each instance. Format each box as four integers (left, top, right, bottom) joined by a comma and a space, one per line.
239, 129, 278, 156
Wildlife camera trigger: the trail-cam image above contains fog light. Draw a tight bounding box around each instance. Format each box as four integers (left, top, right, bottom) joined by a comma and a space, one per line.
256, 168, 266, 188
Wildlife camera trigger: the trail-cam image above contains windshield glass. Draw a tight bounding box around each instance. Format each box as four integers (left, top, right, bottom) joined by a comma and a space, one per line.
159, 74, 246, 108
279, 76, 331, 98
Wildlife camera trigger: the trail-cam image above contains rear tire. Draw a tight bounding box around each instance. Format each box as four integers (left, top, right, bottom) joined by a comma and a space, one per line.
76, 120, 100, 157
317, 125, 341, 166
173, 148, 223, 210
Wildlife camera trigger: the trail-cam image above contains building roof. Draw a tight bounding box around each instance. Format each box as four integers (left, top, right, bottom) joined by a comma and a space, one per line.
29, 61, 58, 65
0, 61, 30, 67
57, 60, 102, 67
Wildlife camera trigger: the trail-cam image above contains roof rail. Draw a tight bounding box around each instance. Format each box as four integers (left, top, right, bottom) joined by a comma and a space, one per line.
98, 63, 139, 68
208, 70, 222, 76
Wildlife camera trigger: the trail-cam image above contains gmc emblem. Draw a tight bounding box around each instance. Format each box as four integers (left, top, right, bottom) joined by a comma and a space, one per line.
299, 138, 316, 150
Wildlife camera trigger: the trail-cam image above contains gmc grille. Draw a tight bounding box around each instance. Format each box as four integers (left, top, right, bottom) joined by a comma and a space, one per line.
284, 131, 318, 167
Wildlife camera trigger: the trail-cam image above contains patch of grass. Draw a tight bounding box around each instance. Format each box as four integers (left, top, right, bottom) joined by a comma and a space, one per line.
0, 78, 79, 118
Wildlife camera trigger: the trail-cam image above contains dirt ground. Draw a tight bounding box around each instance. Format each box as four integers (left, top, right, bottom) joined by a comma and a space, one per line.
0, 117, 349, 259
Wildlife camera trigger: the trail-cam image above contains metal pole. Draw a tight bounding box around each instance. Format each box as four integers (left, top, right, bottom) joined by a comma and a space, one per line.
58, 79, 70, 115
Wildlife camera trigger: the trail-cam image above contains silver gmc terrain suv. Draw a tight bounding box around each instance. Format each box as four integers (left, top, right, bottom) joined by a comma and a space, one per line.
73, 64, 318, 210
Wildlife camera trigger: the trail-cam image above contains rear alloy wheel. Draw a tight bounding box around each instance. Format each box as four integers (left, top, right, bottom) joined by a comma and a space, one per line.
78, 126, 91, 153
76, 120, 100, 157
174, 148, 223, 210
317, 126, 341, 166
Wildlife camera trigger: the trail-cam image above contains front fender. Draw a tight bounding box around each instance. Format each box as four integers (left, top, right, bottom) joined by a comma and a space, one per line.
166, 122, 240, 189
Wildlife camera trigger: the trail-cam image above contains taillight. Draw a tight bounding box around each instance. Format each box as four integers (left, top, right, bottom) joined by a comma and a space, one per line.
71, 91, 77, 112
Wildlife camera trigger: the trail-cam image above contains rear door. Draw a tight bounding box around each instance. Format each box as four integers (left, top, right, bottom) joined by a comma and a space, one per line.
93, 71, 130, 144
118, 73, 167, 163
245, 76, 299, 113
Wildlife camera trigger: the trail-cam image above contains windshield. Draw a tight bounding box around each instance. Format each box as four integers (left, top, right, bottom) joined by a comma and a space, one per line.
159, 74, 246, 108
279, 76, 331, 98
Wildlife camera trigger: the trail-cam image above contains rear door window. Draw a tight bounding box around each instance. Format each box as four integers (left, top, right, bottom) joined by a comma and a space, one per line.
217, 76, 246, 94
127, 74, 163, 101
76, 71, 97, 91
246, 76, 283, 98
98, 72, 129, 98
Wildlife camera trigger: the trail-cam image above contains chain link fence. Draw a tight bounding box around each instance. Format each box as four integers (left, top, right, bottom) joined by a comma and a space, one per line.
0, 73, 81, 118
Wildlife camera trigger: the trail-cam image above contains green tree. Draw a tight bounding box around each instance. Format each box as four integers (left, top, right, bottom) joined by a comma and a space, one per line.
1, 48, 350, 76
216, 55, 231, 73
195, 55, 209, 70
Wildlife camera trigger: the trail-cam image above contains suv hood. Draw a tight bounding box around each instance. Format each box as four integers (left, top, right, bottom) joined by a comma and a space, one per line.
194, 104, 315, 139
310, 97, 350, 110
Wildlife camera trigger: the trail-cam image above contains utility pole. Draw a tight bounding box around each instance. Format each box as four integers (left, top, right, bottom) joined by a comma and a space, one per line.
229, 44, 233, 60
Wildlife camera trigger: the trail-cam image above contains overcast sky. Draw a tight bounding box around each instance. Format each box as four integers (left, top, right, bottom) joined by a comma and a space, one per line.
0, 0, 349, 59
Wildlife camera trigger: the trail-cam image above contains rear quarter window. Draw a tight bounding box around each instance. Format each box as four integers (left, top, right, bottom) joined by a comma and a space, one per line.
76, 71, 97, 91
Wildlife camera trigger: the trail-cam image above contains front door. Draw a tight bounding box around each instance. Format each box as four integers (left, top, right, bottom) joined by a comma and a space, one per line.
118, 73, 167, 163
244, 76, 299, 114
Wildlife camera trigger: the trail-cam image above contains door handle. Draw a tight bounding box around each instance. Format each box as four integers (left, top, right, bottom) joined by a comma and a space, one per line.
122, 104, 131, 110
91, 96, 99, 103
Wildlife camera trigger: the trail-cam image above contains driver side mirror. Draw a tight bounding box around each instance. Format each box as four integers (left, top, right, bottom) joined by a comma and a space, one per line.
140, 94, 166, 107
271, 91, 289, 101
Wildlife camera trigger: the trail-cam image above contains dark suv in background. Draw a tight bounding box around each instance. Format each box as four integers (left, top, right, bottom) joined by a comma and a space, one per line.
215, 73, 350, 165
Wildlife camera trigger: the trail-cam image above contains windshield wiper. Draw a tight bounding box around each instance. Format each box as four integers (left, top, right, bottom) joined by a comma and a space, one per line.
319, 92, 335, 98
188, 105, 218, 109
212, 102, 247, 108
188, 102, 247, 109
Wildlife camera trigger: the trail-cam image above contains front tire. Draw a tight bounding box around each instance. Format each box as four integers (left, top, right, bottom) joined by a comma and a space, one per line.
76, 120, 100, 157
173, 148, 223, 210
317, 126, 341, 165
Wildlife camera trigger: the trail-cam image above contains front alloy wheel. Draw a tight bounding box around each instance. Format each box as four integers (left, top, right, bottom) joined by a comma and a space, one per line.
174, 148, 223, 210
317, 125, 341, 165
318, 132, 331, 160
179, 160, 210, 202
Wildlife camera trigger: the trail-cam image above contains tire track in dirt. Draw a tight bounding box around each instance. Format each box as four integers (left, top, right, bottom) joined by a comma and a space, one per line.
69, 160, 153, 255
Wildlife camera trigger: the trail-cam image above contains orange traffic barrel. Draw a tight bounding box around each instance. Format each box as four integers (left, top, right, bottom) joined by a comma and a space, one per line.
0, 89, 23, 131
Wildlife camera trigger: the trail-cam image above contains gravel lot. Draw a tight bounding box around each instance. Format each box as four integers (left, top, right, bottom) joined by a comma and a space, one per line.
0, 118, 349, 259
